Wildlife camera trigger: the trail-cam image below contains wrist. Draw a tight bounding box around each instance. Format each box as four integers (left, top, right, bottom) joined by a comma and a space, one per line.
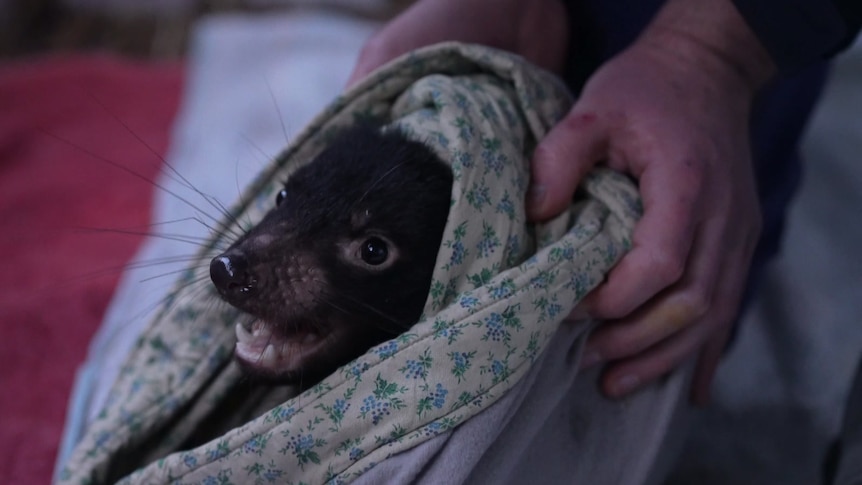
639, 0, 776, 93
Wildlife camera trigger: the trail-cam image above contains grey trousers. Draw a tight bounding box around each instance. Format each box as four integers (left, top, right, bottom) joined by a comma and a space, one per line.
832, 356, 862, 485
354, 322, 692, 485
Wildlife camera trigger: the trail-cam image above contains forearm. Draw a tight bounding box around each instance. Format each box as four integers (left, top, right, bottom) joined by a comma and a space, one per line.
639, 0, 777, 93
732, 0, 862, 73
348, 0, 567, 85
366, 0, 523, 54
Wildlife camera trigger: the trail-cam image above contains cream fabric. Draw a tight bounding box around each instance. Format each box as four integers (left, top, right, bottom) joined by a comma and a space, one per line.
59, 43, 642, 485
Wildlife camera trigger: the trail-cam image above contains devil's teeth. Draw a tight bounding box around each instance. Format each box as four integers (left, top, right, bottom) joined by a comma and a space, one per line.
235, 323, 252, 343
233, 320, 329, 374
252, 322, 272, 338
261, 344, 277, 365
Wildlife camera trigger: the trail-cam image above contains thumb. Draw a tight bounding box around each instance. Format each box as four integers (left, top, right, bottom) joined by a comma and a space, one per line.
527, 110, 609, 221
346, 34, 401, 88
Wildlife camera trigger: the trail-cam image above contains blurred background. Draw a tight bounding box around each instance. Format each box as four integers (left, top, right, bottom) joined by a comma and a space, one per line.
0, 1, 859, 484
0, 0, 406, 59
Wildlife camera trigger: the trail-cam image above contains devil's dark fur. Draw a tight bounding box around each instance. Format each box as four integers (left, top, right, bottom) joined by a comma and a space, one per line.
209, 125, 452, 386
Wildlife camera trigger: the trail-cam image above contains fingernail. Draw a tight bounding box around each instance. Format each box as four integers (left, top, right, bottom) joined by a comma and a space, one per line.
611, 374, 641, 396
580, 350, 602, 369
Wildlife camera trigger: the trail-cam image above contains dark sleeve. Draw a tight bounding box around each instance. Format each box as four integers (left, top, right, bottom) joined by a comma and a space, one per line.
732, 0, 862, 74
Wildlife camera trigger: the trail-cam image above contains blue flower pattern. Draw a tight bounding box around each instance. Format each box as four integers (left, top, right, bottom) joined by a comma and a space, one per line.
61, 43, 639, 485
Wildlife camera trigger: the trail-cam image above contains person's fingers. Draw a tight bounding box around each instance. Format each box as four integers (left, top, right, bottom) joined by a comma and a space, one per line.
347, 33, 402, 87
689, 325, 730, 405
527, 109, 610, 221
688, 225, 758, 405
513, 0, 569, 74
584, 150, 705, 320
346, 0, 466, 87
348, 0, 570, 87
587, 208, 757, 401
581, 290, 705, 368
583, 209, 720, 364
597, 319, 710, 398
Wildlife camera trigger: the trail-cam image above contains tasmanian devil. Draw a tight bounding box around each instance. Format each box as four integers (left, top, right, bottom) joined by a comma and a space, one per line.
209, 124, 453, 387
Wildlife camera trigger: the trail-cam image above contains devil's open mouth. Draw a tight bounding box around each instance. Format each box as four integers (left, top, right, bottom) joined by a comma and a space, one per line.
234, 319, 331, 374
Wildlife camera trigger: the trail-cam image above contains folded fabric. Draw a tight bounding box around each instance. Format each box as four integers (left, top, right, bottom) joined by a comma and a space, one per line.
59, 42, 643, 485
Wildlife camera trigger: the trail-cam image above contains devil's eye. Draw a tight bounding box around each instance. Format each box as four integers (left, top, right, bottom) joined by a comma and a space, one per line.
275, 189, 288, 207
360, 237, 389, 265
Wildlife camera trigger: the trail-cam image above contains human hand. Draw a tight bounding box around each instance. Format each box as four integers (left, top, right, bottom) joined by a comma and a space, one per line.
346, 0, 568, 87
528, 0, 776, 404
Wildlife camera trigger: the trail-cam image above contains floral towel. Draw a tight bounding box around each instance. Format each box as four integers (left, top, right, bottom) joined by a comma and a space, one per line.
58, 43, 641, 485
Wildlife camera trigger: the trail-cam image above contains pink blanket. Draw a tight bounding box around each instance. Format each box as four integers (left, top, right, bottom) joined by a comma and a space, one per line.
0, 55, 183, 484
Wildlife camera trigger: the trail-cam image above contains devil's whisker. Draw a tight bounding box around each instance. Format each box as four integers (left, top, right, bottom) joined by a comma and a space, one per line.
123, 256, 209, 271
206, 126, 450, 390
318, 292, 405, 336
38, 129, 246, 242
138, 267, 211, 284
353, 160, 408, 208
73, 226, 223, 248
83, 91, 249, 233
